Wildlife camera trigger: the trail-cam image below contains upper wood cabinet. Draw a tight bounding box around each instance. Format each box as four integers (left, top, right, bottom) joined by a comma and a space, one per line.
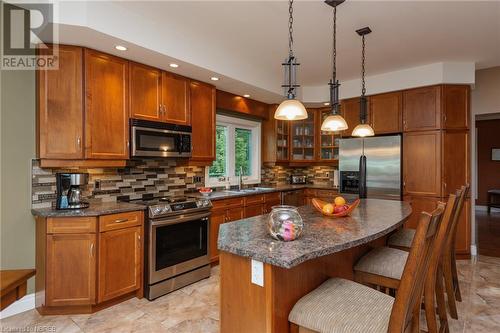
443, 85, 469, 129
129, 62, 162, 121
216, 90, 269, 119
369, 92, 403, 134
318, 108, 340, 162
262, 105, 290, 165
290, 110, 316, 162
190, 81, 216, 164
84, 49, 129, 160
340, 98, 363, 137
403, 85, 441, 132
403, 131, 442, 197
46, 233, 96, 306
37, 45, 84, 159
161, 72, 190, 125
98, 225, 142, 303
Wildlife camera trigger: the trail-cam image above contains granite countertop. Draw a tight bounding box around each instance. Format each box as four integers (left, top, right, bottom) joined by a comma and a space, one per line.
218, 199, 412, 269
31, 201, 146, 217
187, 184, 339, 201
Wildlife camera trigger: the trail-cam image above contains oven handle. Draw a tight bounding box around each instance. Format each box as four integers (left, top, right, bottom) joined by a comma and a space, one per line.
150, 212, 211, 227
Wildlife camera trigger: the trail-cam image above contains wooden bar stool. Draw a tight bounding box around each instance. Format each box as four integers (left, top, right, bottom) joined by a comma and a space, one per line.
354, 193, 458, 333
288, 205, 445, 333
386, 185, 468, 320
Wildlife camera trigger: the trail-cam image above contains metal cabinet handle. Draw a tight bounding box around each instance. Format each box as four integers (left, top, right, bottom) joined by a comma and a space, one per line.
77, 136, 81, 148
114, 218, 129, 223
90, 243, 94, 257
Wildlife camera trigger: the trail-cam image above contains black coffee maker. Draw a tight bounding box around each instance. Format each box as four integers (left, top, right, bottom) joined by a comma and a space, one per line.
56, 173, 90, 209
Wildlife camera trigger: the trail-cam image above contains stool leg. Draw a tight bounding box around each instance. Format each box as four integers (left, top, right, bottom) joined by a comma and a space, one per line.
436, 266, 449, 333
443, 257, 459, 319
424, 278, 438, 333
451, 251, 462, 302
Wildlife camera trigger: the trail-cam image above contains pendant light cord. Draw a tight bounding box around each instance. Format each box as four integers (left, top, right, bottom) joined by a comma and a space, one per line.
288, 0, 294, 57
332, 6, 337, 82
361, 34, 366, 96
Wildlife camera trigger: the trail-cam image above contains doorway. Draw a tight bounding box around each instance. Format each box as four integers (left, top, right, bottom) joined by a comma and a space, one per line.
475, 114, 500, 257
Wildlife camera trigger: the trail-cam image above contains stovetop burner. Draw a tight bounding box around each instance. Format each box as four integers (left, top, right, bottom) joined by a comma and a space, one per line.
158, 196, 187, 203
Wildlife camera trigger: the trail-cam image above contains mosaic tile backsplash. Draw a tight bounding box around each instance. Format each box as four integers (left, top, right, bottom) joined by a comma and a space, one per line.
31, 159, 337, 209
31, 159, 205, 209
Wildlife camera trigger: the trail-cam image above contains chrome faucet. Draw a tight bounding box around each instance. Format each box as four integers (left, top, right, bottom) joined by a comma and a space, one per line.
238, 166, 243, 191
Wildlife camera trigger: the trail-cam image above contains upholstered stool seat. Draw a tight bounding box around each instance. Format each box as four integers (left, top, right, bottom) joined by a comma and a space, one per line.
354, 247, 408, 280
289, 278, 394, 333
387, 228, 415, 249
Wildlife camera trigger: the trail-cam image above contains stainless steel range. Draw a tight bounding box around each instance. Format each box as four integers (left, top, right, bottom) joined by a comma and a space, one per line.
126, 196, 212, 300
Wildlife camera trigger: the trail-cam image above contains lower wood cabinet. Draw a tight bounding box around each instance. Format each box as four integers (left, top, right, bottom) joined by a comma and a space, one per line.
244, 204, 265, 218
35, 211, 144, 314
46, 233, 96, 306
98, 226, 142, 303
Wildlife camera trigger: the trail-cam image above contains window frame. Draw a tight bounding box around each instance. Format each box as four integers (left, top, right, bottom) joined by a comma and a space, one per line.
206, 114, 261, 187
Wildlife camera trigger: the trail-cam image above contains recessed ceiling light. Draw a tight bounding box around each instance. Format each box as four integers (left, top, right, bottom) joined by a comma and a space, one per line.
210, 76, 220, 81
243, 94, 250, 98
115, 45, 127, 51
169, 63, 179, 68
323, 102, 330, 106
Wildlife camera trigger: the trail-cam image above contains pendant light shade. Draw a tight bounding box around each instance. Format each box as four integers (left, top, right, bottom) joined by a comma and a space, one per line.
352, 26, 374, 138
351, 123, 375, 137
274, 0, 306, 121
275, 99, 308, 120
321, 114, 348, 131
320, 1, 348, 132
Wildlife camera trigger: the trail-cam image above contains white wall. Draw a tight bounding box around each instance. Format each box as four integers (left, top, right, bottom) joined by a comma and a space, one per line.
470, 66, 500, 249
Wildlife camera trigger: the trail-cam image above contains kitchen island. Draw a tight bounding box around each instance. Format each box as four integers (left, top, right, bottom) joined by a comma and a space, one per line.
218, 199, 412, 333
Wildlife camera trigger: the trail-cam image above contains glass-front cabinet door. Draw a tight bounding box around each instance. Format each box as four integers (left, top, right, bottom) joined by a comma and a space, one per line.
291, 110, 316, 162
318, 108, 340, 162
276, 120, 290, 162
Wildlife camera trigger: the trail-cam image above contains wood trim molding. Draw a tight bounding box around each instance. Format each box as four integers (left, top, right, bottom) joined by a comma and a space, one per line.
216, 90, 269, 119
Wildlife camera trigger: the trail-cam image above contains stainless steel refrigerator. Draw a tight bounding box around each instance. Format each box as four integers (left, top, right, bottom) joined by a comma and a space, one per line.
339, 135, 401, 200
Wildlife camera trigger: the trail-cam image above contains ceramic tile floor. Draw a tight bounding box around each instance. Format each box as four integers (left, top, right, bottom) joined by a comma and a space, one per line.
2, 256, 500, 333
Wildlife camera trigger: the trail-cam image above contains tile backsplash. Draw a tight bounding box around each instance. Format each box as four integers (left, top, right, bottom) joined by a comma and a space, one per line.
31, 159, 338, 208
31, 159, 205, 209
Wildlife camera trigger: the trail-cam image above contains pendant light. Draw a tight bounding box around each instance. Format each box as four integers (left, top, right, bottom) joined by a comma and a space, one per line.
274, 0, 308, 121
321, 0, 348, 132
352, 27, 375, 137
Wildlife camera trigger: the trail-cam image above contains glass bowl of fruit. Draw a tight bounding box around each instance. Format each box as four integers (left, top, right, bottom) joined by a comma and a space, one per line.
311, 196, 360, 218
267, 205, 304, 241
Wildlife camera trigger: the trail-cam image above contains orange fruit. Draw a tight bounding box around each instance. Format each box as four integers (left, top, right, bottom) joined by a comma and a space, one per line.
322, 203, 334, 214
334, 196, 346, 206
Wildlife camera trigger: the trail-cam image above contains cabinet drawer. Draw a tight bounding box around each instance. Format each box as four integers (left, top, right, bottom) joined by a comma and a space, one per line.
265, 192, 281, 203
304, 189, 316, 196
99, 211, 142, 232
212, 197, 244, 210
244, 194, 265, 206
315, 189, 338, 198
47, 217, 96, 234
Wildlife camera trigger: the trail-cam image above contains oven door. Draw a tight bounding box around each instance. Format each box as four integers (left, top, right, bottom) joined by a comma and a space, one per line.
132, 126, 190, 157
149, 212, 210, 284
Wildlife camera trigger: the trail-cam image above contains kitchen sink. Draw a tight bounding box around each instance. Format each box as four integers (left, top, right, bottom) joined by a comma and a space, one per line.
223, 187, 275, 194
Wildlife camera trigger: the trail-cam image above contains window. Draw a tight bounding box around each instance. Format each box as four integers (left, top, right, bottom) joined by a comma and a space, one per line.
206, 115, 261, 186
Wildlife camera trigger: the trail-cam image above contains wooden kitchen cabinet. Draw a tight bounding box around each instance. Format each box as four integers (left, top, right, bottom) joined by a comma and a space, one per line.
84, 49, 129, 160
37, 45, 84, 160
210, 209, 227, 262
98, 225, 142, 303
369, 92, 402, 134
318, 108, 340, 162
290, 110, 316, 162
403, 85, 441, 132
190, 81, 216, 164
403, 131, 442, 197
35, 211, 144, 314
129, 62, 162, 121
45, 233, 96, 306
442, 130, 470, 196
443, 85, 469, 129
161, 72, 190, 125
262, 105, 290, 165
340, 98, 362, 137
402, 195, 441, 229
244, 204, 265, 218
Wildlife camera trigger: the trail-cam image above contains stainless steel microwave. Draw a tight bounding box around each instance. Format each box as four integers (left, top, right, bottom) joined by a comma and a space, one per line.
131, 119, 192, 158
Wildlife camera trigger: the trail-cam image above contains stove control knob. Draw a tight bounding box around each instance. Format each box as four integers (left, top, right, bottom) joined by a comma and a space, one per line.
203, 200, 210, 207
152, 206, 162, 216
161, 206, 171, 214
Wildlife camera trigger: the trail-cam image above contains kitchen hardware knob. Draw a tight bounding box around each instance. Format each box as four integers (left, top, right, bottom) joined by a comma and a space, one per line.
90, 243, 94, 257
114, 218, 128, 223
77, 137, 81, 147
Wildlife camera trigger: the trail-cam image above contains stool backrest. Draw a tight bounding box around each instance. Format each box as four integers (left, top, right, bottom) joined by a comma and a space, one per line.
445, 185, 469, 258
388, 203, 445, 332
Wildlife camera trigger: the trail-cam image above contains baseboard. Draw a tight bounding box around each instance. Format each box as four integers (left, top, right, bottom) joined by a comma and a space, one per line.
0, 293, 35, 319
471, 244, 478, 256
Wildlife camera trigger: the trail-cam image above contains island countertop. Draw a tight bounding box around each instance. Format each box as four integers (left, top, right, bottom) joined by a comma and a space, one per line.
218, 198, 412, 269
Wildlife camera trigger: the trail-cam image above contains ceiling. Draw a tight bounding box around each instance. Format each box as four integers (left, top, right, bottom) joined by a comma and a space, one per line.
48, 1, 500, 103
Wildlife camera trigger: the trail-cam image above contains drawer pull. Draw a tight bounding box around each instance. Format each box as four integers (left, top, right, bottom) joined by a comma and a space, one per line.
90, 243, 94, 257
114, 218, 129, 223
